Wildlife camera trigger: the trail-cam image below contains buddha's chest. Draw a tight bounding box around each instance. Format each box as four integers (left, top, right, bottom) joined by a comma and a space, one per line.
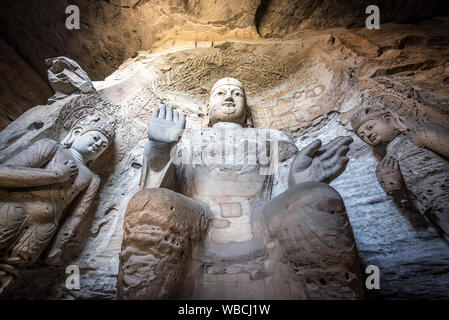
175, 127, 295, 199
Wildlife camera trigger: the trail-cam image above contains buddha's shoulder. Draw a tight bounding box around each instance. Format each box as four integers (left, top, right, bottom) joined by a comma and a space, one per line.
31, 138, 61, 153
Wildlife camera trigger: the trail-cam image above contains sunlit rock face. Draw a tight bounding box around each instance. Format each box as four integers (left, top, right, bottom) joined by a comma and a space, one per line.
1, 1, 449, 299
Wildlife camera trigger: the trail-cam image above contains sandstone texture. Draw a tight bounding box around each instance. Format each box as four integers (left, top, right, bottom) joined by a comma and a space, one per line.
0, 39, 52, 131
1, 0, 448, 130
0, 1, 448, 299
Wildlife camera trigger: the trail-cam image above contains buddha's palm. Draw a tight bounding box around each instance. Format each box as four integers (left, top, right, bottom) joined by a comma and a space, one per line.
148, 104, 186, 144
290, 136, 353, 185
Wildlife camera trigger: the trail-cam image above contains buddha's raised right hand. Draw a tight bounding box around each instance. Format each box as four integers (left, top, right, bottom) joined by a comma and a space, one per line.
54, 160, 78, 183
148, 104, 186, 144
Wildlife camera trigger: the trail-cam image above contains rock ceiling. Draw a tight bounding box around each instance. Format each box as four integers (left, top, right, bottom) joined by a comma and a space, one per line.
0, 0, 449, 299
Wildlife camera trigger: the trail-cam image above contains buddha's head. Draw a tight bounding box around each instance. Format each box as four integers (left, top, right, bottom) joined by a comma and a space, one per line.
70, 130, 110, 162
351, 107, 407, 147
208, 77, 250, 127
62, 113, 116, 163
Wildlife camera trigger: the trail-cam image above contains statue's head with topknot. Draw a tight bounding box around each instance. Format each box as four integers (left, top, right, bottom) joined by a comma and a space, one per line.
208, 77, 250, 127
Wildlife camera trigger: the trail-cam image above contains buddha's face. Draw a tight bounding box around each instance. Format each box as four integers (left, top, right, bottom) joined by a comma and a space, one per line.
71, 130, 109, 162
209, 84, 247, 125
357, 117, 399, 147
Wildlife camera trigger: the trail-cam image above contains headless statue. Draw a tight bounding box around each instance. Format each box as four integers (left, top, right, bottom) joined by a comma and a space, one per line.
0, 113, 115, 293
351, 106, 449, 238
118, 78, 364, 299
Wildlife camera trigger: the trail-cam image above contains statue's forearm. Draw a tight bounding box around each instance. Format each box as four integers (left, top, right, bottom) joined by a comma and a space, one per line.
0, 165, 62, 188
146, 140, 173, 171
139, 140, 175, 190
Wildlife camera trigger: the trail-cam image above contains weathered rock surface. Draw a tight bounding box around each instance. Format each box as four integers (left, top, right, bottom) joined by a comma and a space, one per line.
255, 0, 449, 37
1, 0, 448, 130
0, 38, 52, 131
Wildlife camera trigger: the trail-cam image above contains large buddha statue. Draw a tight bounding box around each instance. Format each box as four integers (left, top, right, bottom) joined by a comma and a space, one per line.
118, 78, 364, 299
0, 112, 115, 294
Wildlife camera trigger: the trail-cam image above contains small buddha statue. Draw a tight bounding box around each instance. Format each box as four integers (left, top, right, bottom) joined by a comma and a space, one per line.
351, 106, 449, 238
0, 113, 115, 293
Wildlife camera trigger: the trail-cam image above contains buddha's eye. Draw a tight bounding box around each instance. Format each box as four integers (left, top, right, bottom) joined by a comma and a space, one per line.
93, 136, 99, 141
368, 126, 373, 130
217, 91, 224, 96
234, 92, 240, 96
102, 143, 107, 148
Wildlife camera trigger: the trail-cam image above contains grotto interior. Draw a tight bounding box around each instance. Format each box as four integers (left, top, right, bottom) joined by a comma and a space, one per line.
0, 0, 449, 300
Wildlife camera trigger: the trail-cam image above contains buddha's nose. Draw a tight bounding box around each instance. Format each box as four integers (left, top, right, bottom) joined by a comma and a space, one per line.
225, 92, 233, 101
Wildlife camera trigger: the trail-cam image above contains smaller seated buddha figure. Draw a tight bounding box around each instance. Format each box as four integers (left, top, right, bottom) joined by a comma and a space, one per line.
0, 113, 115, 293
351, 106, 449, 238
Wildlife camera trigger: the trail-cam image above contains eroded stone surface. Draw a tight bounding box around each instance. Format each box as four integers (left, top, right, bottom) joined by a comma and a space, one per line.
0, 38, 52, 131
350, 106, 449, 241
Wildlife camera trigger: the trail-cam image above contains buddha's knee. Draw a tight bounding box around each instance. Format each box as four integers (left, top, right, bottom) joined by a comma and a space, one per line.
123, 188, 212, 244
265, 182, 347, 234
118, 188, 212, 299
264, 182, 363, 299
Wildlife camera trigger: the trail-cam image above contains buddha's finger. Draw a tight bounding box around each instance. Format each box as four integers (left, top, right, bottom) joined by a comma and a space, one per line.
166, 105, 173, 121
158, 105, 166, 119
320, 136, 344, 151
178, 113, 186, 128
300, 139, 322, 157
320, 136, 353, 160
325, 157, 349, 180
324, 145, 350, 168
393, 158, 399, 170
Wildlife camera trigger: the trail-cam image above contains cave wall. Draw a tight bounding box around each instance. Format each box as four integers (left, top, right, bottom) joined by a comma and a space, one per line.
1, 0, 449, 130
0, 38, 53, 130
0, 1, 449, 299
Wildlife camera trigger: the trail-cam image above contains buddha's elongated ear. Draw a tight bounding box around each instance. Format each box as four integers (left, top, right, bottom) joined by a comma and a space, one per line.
61, 127, 84, 147
246, 108, 253, 128
206, 102, 213, 127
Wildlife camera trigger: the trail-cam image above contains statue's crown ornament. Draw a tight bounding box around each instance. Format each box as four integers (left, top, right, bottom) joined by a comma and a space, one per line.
74, 112, 117, 141
351, 106, 389, 132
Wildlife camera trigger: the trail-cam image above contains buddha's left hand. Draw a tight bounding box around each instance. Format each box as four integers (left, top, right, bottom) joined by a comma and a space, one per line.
289, 136, 353, 186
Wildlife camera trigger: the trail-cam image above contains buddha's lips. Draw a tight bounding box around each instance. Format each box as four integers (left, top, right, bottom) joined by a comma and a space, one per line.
221, 103, 236, 114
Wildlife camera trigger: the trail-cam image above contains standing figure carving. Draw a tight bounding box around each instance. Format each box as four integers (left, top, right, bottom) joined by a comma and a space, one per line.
0, 113, 115, 293
351, 106, 449, 238
118, 77, 364, 299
